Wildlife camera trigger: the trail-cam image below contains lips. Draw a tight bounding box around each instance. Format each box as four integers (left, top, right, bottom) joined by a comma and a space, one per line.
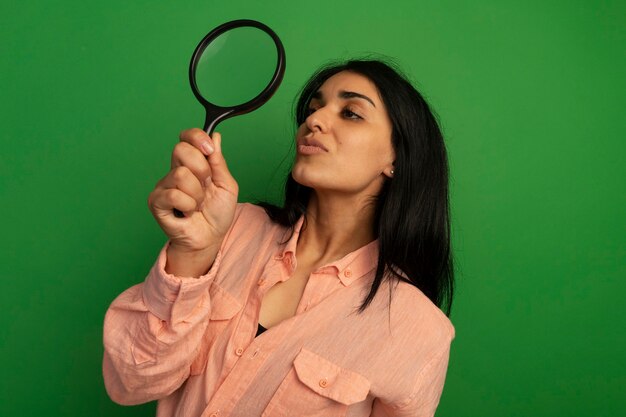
297, 137, 328, 152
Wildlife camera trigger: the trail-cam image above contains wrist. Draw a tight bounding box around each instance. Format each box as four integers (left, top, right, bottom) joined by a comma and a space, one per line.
165, 242, 221, 278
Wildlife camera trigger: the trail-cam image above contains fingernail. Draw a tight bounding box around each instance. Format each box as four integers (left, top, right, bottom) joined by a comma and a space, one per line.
201, 142, 214, 155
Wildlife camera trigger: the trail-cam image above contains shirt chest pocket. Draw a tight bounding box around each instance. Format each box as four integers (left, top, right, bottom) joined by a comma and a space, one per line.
262, 348, 371, 417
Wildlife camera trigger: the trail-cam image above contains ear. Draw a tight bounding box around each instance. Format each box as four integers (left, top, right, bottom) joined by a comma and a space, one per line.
383, 147, 396, 179
383, 165, 395, 179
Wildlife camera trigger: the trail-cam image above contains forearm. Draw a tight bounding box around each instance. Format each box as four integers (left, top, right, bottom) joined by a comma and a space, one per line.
103, 296, 210, 405
103, 245, 219, 404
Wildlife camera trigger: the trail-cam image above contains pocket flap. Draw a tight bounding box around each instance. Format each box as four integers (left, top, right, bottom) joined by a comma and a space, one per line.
208, 282, 242, 320
293, 348, 370, 405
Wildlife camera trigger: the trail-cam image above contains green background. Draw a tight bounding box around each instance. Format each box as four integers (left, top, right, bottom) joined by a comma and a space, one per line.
1, 1, 624, 416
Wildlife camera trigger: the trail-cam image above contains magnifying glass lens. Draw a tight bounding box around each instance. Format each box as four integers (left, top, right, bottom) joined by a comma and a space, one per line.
196, 26, 278, 107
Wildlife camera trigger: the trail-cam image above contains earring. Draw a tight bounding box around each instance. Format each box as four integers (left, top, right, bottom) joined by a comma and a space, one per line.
390, 170, 395, 175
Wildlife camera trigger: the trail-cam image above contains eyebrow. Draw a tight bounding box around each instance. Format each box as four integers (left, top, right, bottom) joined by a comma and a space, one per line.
311, 90, 376, 108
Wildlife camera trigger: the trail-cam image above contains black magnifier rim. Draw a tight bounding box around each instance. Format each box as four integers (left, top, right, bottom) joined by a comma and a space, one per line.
189, 19, 286, 133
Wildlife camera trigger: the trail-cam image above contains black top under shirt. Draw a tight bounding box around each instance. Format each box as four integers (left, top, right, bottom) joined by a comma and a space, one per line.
255, 323, 268, 337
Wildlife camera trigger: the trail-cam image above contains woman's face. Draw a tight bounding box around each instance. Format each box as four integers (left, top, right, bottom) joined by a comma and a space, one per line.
292, 71, 395, 197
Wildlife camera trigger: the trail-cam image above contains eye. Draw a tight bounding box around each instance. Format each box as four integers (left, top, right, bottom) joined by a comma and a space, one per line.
342, 108, 362, 120
305, 107, 318, 117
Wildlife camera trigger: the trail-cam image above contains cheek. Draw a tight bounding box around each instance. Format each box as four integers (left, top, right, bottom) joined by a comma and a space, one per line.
296, 123, 307, 137
344, 135, 393, 170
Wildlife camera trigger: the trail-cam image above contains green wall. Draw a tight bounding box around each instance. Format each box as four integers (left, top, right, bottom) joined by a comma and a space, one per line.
1, 1, 623, 416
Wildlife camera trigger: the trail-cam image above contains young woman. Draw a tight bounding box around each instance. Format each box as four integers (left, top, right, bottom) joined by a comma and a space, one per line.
103, 59, 455, 417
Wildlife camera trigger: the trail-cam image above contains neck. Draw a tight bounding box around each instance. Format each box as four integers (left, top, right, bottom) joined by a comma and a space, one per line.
297, 190, 377, 265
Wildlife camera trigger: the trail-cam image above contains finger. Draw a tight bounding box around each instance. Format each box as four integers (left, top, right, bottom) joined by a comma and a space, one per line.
151, 188, 198, 216
207, 132, 237, 190
179, 128, 216, 157
171, 142, 212, 183
157, 166, 204, 207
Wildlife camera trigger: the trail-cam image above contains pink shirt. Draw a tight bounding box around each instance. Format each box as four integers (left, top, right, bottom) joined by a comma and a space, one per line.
103, 203, 455, 417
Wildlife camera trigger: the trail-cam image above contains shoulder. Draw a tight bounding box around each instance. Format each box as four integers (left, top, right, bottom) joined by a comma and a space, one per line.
226, 203, 277, 236
359, 276, 454, 369
233, 202, 270, 223
220, 203, 288, 253
390, 280, 455, 343
363, 280, 454, 408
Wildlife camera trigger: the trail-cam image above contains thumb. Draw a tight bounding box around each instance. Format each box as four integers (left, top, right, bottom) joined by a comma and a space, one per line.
207, 132, 235, 186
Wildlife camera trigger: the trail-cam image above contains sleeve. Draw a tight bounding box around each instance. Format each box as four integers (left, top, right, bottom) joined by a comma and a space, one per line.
370, 344, 452, 417
102, 242, 222, 405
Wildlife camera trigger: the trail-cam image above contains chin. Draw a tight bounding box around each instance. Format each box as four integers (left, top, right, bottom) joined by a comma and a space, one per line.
291, 170, 318, 189
292, 166, 336, 190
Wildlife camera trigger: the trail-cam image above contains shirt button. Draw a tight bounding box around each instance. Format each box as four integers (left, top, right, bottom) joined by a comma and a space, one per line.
319, 378, 328, 388
235, 348, 244, 356
343, 269, 352, 277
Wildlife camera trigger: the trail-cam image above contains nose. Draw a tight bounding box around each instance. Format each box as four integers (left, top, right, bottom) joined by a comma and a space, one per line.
304, 108, 328, 134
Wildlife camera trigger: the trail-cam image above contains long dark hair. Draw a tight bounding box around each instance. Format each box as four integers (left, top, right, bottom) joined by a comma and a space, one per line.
259, 59, 454, 316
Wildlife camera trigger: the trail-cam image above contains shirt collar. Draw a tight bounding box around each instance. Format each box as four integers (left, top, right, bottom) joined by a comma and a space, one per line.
274, 215, 379, 286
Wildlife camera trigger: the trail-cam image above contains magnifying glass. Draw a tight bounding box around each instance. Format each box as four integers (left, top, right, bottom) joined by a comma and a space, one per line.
173, 19, 285, 218
189, 19, 286, 134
